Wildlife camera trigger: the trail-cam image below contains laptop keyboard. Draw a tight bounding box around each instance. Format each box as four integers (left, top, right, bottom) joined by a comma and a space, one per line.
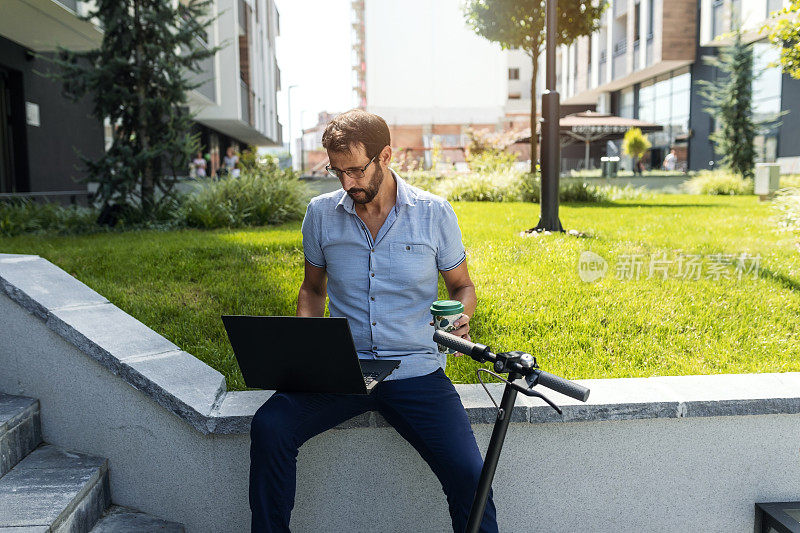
363, 371, 382, 386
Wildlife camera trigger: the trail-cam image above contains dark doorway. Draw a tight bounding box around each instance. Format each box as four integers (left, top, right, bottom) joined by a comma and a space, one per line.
0, 68, 15, 192
0, 65, 28, 194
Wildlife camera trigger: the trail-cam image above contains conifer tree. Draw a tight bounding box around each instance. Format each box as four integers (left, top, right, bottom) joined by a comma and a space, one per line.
698, 29, 757, 179
47, 0, 219, 220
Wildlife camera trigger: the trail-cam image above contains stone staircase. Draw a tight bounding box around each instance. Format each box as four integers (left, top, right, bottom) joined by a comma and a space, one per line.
0, 392, 184, 532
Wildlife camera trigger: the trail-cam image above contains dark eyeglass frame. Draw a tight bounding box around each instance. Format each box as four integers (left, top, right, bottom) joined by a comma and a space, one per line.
325, 153, 378, 180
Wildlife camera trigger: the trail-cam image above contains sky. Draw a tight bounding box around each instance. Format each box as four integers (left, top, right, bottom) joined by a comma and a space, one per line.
274, 0, 354, 155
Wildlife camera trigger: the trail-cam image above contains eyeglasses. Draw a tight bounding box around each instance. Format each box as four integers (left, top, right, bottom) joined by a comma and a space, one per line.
325, 154, 377, 180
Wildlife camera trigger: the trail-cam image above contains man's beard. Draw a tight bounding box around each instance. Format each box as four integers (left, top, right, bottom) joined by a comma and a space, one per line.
347, 165, 384, 204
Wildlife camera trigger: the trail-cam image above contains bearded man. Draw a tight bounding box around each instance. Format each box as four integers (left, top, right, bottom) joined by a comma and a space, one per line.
249, 109, 498, 533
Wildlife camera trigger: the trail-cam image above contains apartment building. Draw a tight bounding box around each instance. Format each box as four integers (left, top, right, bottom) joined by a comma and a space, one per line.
354, 0, 542, 168
555, 0, 800, 172
189, 0, 283, 177
0, 0, 282, 200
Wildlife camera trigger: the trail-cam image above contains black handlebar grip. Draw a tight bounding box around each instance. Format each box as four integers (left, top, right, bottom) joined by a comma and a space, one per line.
433, 329, 476, 354
535, 370, 590, 402
432, 329, 489, 361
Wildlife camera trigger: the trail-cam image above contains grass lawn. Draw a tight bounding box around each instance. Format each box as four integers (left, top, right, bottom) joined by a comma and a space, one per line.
2, 194, 798, 390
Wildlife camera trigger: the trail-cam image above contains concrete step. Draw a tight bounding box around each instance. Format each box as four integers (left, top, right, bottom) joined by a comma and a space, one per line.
89, 505, 185, 532
0, 393, 42, 479
0, 443, 110, 532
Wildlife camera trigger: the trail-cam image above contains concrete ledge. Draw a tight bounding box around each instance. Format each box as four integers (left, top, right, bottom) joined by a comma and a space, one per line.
3, 253, 800, 437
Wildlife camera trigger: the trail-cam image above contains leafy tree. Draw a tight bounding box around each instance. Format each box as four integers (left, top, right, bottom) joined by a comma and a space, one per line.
463, 0, 607, 174
764, 0, 800, 79
622, 127, 651, 175
44, 0, 220, 221
698, 29, 757, 179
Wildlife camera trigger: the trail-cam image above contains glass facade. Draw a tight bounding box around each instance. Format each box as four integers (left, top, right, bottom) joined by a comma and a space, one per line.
637, 67, 690, 148
620, 87, 634, 118
752, 42, 783, 162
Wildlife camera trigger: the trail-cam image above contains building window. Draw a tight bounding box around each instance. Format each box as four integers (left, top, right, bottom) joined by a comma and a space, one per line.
752, 42, 782, 162
767, 0, 783, 15
620, 87, 634, 118
647, 0, 654, 38
731, 0, 741, 28
634, 3, 640, 43
636, 67, 691, 147
712, 0, 725, 38
752, 43, 782, 121
508, 68, 520, 80
588, 36, 593, 64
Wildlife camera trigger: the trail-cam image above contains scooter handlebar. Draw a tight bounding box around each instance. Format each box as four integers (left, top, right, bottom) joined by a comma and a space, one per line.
532, 370, 590, 402
432, 329, 590, 402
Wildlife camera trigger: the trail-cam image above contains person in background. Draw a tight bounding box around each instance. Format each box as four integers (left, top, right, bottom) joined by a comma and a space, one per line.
223, 146, 239, 178
191, 151, 207, 178
663, 148, 677, 171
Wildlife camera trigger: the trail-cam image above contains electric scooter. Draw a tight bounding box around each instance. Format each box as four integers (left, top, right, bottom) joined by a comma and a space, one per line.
432, 329, 591, 533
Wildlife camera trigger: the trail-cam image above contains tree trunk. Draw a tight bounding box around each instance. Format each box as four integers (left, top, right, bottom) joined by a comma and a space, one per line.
134, 0, 154, 218
529, 52, 539, 175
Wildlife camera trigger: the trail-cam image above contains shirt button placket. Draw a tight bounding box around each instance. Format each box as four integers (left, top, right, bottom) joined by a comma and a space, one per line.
369, 246, 376, 350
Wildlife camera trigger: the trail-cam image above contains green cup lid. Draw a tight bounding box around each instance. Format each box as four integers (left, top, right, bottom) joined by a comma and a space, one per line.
430, 300, 464, 315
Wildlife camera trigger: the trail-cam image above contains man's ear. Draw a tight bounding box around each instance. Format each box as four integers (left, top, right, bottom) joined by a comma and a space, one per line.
380, 145, 392, 167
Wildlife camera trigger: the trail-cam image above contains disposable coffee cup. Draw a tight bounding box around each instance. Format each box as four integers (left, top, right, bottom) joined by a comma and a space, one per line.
430, 300, 465, 355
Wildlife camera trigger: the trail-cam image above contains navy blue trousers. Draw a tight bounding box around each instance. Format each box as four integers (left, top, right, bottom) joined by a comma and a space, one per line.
249, 367, 498, 533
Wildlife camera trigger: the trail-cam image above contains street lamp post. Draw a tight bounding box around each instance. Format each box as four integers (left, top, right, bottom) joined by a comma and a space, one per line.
299, 110, 309, 174
287, 84, 298, 171
534, 0, 565, 232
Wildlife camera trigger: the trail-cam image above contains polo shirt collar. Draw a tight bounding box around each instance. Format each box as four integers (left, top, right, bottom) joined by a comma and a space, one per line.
335, 167, 416, 215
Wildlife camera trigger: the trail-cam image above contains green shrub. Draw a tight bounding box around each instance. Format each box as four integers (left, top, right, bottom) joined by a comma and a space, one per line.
0, 199, 99, 237
466, 149, 518, 174
400, 170, 444, 192
682, 170, 754, 195
436, 169, 524, 201
398, 169, 648, 203
183, 169, 309, 229
779, 174, 800, 189
568, 168, 686, 178
773, 187, 800, 234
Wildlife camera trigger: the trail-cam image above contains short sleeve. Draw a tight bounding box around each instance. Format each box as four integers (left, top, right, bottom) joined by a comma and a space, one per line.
301, 202, 326, 268
436, 201, 466, 271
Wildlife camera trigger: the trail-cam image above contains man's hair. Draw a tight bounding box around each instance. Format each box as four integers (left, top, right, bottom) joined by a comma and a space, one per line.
321, 109, 390, 159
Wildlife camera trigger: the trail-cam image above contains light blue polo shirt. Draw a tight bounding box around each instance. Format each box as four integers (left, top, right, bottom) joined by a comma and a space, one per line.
300, 169, 467, 380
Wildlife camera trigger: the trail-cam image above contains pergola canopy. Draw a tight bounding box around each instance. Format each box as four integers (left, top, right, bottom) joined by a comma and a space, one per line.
515, 111, 663, 169
515, 111, 663, 144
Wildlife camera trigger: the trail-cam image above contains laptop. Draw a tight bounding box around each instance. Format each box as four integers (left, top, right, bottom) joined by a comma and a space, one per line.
221, 315, 401, 394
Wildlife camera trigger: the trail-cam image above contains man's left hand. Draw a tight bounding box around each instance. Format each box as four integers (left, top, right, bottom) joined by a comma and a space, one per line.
430, 313, 471, 357
451, 313, 471, 357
